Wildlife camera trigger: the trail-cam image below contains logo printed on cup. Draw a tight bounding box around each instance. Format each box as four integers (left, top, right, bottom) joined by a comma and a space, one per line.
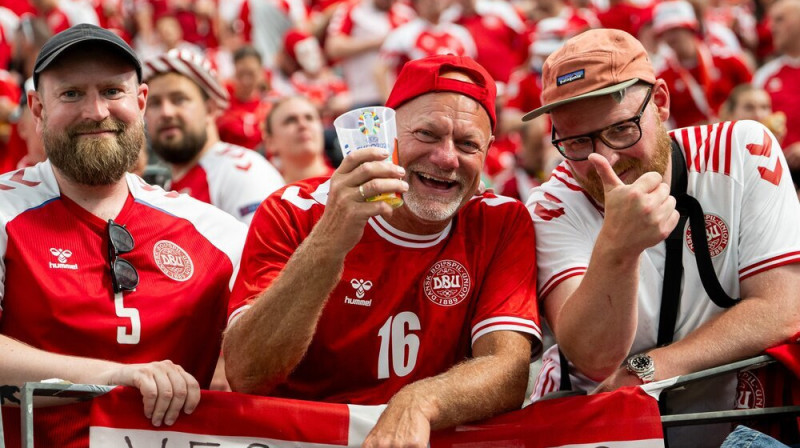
335, 106, 404, 208
359, 111, 381, 135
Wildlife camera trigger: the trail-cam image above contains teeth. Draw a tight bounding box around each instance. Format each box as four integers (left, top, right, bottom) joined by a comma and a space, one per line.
418, 173, 454, 184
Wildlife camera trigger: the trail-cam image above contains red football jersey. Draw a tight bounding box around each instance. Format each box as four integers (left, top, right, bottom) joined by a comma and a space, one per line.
0, 161, 247, 447
217, 85, 274, 150
657, 46, 752, 128
229, 177, 542, 404
380, 18, 477, 76
754, 56, 800, 147
454, 0, 527, 84
505, 69, 543, 114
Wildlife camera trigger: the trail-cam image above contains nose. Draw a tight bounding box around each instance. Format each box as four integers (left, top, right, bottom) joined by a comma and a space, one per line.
81, 91, 111, 122
297, 116, 310, 130
153, 99, 176, 120
591, 136, 621, 166
428, 138, 460, 171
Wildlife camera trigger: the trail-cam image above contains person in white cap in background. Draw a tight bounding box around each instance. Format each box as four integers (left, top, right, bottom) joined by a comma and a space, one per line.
143, 49, 284, 225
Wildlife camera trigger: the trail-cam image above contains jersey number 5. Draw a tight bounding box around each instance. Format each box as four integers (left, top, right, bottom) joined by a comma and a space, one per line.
115, 292, 141, 344
377, 312, 421, 379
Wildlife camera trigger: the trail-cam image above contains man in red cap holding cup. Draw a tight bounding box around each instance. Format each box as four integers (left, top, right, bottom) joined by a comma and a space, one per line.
525, 28, 800, 446
224, 54, 541, 447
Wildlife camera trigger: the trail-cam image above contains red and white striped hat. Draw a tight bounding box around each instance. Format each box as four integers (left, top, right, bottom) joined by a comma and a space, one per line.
143, 49, 230, 109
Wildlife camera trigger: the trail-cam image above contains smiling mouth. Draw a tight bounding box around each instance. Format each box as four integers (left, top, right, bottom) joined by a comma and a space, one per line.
416, 172, 458, 191
77, 130, 116, 137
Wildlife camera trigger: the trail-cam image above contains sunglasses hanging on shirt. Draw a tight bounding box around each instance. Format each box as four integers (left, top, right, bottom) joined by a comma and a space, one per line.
107, 219, 139, 293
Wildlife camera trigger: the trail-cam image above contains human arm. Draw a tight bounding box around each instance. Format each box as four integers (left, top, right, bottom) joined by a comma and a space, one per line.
325, 33, 385, 60
544, 154, 679, 380
362, 330, 532, 448
593, 122, 800, 391
223, 147, 408, 395
595, 263, 800, 392
0, 335, 198, 427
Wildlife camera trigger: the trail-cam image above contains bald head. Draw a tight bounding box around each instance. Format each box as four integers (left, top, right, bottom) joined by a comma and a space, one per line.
771, 0, 800, 56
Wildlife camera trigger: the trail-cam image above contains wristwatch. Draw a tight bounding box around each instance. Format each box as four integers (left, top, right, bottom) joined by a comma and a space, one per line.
625, 353, 655, 383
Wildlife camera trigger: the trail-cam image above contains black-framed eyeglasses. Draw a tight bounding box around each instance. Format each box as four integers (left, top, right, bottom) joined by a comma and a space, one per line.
107, 219, 139, 294
551, 87, 653, 161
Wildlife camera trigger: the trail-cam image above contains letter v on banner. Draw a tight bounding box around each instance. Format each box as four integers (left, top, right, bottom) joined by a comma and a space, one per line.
89, 387, 386, 447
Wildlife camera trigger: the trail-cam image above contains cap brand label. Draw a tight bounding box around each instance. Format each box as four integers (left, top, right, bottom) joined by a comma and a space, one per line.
557, 69, 585, 86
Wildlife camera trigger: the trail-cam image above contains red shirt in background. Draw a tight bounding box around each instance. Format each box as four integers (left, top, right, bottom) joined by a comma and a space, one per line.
454, 1, 527, 84
217, 83, 275, 150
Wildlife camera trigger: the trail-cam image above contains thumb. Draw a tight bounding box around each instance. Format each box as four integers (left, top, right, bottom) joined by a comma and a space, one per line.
588, 154, 624, 192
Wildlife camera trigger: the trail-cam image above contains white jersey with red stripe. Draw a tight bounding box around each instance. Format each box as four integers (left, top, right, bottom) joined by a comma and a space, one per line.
380, 18, 477, 76
229, 176, 541, 405
327, 0, 415, 105
169, 141, 284, 225
0, 160, 247, 446
527, 120, 800, 412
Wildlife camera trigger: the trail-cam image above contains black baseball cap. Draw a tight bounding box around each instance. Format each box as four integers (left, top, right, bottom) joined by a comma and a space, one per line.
33, 23, 142, 89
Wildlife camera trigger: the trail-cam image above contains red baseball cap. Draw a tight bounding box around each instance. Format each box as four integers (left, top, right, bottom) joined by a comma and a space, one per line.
385, 55, 497, 131
523, 29, 656, 120
283, 29, 314, 62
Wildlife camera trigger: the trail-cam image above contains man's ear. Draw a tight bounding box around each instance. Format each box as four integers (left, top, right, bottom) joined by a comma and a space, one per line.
262, 126, 276, 157
652, 79, 670, 122
206, 97, 221, 119
138, 82, 149, 113
28, 90, 44, 133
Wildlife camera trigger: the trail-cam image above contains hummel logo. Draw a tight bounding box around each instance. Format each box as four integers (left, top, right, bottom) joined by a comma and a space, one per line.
50, 248, 72, 263
344, 279, 374, 307
350, 279, 373, 298
49, 248, 78, 270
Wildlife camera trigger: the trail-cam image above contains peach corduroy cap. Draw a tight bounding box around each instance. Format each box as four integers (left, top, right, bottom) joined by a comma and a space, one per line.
523, 28, 656, 120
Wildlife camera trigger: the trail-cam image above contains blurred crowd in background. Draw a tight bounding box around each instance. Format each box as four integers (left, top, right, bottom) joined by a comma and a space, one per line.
0, 0, 798, 198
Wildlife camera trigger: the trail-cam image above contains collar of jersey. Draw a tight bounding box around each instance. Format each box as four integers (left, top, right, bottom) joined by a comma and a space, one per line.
367, 215, 451, 248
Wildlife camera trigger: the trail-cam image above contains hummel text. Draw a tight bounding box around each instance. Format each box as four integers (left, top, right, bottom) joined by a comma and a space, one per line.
344, 296, 372, 307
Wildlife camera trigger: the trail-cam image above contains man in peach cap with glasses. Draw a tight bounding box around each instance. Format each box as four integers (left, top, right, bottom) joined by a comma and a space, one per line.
525, 28, 800, 446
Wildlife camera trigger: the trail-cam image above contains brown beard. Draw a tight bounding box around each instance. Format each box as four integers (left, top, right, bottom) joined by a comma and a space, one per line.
43, 116, 145, 186
575, 118, 673, 204
150, 120, 208, 165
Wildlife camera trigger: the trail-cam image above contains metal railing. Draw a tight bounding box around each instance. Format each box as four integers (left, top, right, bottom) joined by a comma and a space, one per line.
4, 355, 800, 447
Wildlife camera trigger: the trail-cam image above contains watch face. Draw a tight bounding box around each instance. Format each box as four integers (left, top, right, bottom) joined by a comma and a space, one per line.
630, 354, 653, 372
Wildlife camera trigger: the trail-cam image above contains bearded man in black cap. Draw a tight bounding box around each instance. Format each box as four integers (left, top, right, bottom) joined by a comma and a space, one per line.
0, 24, 247, 447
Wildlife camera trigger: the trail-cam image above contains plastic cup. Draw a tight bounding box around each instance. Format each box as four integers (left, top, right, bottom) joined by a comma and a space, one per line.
334, 106, 403, 208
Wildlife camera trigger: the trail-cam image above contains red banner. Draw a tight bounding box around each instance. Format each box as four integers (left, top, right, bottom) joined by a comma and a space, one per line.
89, 386, 664, 447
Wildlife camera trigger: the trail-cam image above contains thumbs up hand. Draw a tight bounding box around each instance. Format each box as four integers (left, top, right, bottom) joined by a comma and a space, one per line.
589, 154, 680, 256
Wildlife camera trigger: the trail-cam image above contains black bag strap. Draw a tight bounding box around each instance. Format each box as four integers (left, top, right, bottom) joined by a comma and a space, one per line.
682, 193, 740, 309
559, 347, 572, 391
658, 142, 740, 346
657, 143, 690, 346
557, 142, 742, 391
